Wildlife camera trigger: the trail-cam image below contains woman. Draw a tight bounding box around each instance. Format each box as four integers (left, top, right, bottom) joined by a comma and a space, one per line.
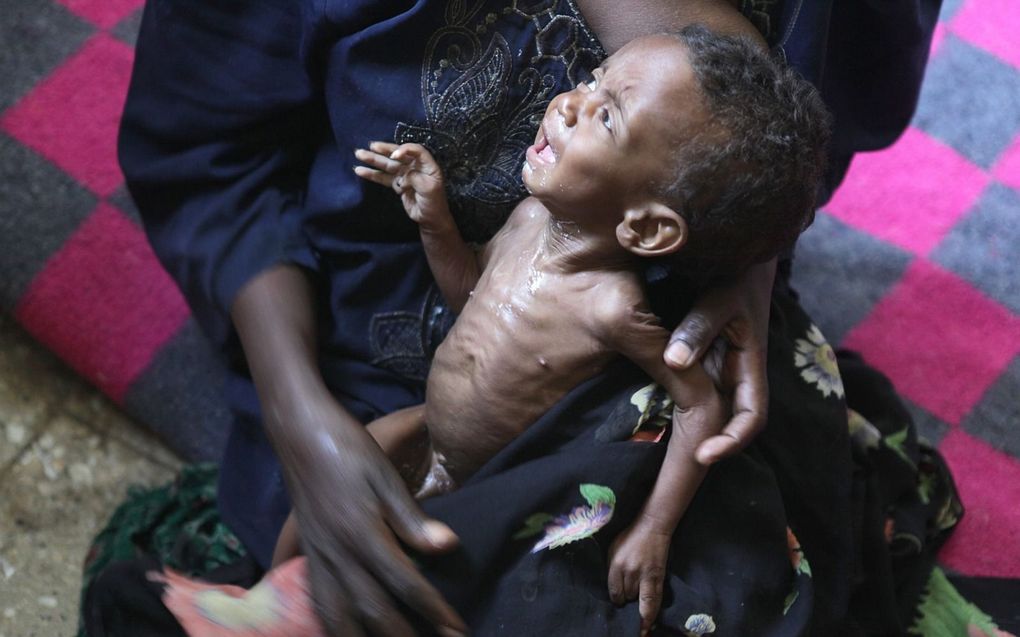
86, 0, 956, 635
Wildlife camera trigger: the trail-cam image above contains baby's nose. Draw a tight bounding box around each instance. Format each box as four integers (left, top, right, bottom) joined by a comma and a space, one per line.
556, 91, 580, 127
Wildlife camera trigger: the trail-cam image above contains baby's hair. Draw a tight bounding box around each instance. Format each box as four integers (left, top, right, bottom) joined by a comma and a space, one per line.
654, 24, 831, 284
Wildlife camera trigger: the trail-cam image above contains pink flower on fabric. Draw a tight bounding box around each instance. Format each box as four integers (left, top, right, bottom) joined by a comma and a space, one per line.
151, 557, 326, 637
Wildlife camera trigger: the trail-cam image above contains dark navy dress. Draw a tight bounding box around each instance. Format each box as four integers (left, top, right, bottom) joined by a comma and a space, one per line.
115, 1, 948, 634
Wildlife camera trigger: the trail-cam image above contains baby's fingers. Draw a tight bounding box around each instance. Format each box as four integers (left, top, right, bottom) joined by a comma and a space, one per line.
391, 144, 442, 179
353, 165, 395, 188
638, 568, 664, 635
369, 141, 400, 156
607, 562, 627, 605
354, 147, 403, 174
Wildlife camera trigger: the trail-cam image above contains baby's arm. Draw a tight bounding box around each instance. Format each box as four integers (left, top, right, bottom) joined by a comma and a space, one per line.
598, 300, 726, 632
355, 142, 480, 312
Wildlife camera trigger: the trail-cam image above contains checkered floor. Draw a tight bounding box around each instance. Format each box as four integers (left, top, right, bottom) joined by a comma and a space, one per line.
0, 0, 1017, 583
792, 0, 1020, 579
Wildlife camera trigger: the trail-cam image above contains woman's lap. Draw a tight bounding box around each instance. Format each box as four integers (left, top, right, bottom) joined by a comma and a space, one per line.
79, 282, 962, 635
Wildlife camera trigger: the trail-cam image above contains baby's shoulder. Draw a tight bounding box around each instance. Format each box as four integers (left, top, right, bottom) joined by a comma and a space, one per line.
587, 273, 655, 333
486, 198, 544, 251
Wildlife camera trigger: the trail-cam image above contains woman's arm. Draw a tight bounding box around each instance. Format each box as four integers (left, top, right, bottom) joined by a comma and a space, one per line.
125, 4, 467, 632
120, 0, 323, 346
231, 265, 466, 637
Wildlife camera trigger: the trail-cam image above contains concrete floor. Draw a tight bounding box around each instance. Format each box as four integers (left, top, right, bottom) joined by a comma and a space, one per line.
0, 313, 181, 637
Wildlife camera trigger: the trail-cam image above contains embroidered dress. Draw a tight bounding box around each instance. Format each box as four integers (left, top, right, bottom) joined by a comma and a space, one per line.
86, 0, 981, 635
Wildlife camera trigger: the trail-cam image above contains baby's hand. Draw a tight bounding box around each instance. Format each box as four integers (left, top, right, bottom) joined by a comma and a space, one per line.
354, 142, 453, 233
608, 519, 672, 636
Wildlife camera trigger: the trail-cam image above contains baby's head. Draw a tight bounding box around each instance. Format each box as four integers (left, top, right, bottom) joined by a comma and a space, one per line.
522, 26, 830, 283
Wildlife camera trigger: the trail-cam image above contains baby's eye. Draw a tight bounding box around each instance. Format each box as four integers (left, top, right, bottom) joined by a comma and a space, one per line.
583, 77, 598, 91
600, 108, 612, 131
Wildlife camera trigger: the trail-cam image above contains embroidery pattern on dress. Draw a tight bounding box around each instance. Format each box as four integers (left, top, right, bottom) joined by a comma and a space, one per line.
513, 483, 616, 552
782, 526, 812, 615
793, 324, 845, 399
395, 0, 605, 243
683, 613, 717, 636
369, 286, 454, 381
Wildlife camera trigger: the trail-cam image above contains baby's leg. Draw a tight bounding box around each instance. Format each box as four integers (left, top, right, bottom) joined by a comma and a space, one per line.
272, 513, 301, 567
365, 404, 433, 488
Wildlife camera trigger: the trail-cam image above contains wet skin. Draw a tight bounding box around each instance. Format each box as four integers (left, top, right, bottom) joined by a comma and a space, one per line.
352, 36, 727, 630
357, 36, 720, 488
235, 3, 772, 634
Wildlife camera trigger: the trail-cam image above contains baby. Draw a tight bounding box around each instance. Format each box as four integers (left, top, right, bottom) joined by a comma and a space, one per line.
158, 26, 829, 637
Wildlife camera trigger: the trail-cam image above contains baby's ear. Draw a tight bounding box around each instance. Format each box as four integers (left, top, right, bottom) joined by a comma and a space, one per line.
616, 203, 688, 257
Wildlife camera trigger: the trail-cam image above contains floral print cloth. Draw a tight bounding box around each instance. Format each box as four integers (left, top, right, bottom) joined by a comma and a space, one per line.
81, 286, 1009, 635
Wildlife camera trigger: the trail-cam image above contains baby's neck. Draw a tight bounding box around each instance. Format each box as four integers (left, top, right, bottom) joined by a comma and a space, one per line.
532, 200, 633, 274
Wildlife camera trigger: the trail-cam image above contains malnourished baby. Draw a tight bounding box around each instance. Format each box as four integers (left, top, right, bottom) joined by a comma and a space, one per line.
157, 26, 829, 637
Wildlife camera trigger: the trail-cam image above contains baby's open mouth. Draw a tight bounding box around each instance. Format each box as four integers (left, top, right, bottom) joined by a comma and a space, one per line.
527, 127, 557, 166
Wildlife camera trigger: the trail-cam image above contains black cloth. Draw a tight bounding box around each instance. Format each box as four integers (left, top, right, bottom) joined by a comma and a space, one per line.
120, 0, 940, 568
108, 0, 948, 633
83, 282, 964, 635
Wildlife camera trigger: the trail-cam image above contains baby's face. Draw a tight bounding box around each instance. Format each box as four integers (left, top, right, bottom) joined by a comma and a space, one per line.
522, 35, 708, 221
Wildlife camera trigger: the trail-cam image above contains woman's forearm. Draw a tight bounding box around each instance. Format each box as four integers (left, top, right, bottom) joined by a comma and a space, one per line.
230, 265, 359, 448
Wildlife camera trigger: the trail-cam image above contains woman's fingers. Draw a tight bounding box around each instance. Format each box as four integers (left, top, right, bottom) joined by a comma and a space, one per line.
363, 469, 465, 634
304, 546, 369, 637
664, 293, 734, 370
307, 539, 422, 637
375, 452, 459, 551
696, 344, 767, 464
357, 524, 466, 637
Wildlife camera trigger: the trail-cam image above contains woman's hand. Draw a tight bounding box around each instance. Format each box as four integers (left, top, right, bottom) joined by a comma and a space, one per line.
275, 392, 465, 637
232, 266, 466, 637
663, 258, 776, 465
608, 517, 672, 636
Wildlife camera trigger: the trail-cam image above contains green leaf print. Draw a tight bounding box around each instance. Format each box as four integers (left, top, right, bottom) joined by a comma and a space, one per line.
580, 483, 616, 508
884, 426, 917, 470
512, 513, 554, 540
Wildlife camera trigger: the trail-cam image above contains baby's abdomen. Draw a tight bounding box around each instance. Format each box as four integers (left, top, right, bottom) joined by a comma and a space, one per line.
424, 324, 575, 483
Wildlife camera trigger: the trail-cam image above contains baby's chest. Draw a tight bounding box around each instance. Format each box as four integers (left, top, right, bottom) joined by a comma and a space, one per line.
454, 277, 612, 375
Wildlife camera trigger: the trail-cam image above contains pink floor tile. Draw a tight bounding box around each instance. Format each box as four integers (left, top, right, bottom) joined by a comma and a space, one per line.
938, 430, 1020, 578
992, 134, 1020, 190
842, 260, 1020, 424
950, 0, 1020, 69
930, 21, 947, 58
14, 204, 189, 402
0, 34, 134, 197
824, 128, 988, 256
55, 0, 143, 29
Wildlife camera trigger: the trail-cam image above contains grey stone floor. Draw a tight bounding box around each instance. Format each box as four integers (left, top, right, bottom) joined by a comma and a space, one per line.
0, 314, 181, 637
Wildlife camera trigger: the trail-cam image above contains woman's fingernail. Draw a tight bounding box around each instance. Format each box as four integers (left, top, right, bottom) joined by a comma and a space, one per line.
439, 627, 466, 637
665, 342, 693, 367
424, 520, 457, 546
